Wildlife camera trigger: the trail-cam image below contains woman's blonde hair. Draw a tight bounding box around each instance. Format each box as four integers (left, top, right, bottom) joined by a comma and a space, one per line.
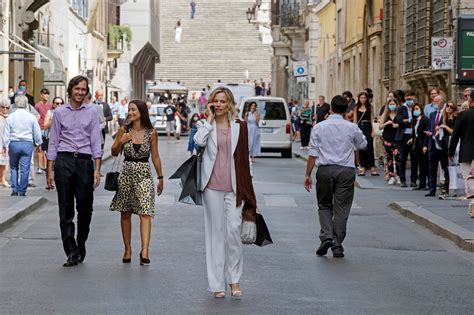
206, 87, 236, 120
443, 100, 458, 124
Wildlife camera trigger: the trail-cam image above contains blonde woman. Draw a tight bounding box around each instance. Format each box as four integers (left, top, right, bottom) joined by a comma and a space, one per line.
0, 99, 10, 187
194, 87, 257, 298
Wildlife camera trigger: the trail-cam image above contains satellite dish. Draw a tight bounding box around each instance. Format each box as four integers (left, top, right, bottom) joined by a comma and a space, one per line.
22, 11, 35, 24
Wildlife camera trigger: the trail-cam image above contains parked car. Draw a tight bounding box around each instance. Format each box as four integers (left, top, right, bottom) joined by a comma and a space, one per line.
239, 96, 292, 158
153, 104, 167, 134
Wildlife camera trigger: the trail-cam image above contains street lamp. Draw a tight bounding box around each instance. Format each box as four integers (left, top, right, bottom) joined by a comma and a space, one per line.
246, 7, 254, 23
256, 0, 262, 9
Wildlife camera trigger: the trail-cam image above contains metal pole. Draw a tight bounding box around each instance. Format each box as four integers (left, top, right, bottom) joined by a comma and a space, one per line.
1, 0, 10, 95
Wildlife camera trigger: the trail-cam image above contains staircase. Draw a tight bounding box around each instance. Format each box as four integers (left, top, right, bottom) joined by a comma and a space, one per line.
155, 0, 272, 91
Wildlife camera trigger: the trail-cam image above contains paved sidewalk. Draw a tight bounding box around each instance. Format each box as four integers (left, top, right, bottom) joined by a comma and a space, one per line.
292, 141, 474, 251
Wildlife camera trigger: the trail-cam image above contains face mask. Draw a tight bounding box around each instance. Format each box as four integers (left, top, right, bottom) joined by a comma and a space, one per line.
405, 99, 414, 106
388, 104, 397, 111
19, 86, 26, 92
413, 110, 421, 117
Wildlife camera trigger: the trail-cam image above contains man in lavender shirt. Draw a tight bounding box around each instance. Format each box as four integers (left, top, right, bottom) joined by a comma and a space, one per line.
46, 75, 102, 267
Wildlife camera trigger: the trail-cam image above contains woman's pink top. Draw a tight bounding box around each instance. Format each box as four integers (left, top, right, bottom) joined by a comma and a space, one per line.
207, 128, 233, 192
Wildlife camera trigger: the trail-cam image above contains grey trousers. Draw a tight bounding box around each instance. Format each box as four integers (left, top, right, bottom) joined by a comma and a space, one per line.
316, 165, 356, 249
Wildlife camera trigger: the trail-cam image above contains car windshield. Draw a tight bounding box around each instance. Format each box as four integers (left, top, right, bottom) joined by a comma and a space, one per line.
242, 101, 287, 120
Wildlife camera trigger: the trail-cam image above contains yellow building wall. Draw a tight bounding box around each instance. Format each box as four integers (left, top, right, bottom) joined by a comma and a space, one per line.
316, 3, 336, 62
344, 0, 365, 46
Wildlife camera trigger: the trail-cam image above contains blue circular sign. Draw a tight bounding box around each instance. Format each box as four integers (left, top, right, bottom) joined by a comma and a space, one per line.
296, 67, 305, 75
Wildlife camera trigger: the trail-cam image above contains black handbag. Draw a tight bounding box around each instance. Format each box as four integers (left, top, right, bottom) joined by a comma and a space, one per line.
104, 153, 122, 191
254, 213, 273, 247
169, 147, 205, 205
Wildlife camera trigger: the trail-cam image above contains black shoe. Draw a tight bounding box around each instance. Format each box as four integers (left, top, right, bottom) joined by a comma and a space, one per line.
332, 246, 344, 258
63, 253, 78, 267
122, 257, 131, 263
18, 192, 26, 196
10, 192, 18, 196
410, 183, 417, 188
77, 249, 86, 263
139, 251, 150, 265
400, 182, 408, 188
316, 239, 333, 256
425, 192, 436, 197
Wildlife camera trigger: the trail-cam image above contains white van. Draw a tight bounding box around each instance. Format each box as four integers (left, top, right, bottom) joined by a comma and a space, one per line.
239, 96, 292, 158
212, 83, 255, 106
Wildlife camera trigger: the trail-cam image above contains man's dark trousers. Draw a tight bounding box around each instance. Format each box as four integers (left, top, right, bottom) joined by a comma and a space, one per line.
316, 165, 355, 250
54, 153, 94, 255
428, 148, 449, 194
397, 134, 416, 184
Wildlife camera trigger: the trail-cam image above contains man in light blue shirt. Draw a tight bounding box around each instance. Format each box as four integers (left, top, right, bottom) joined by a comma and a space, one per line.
2, 95, 42, 196
304, 95, 367, 258
424, 87, 440, 118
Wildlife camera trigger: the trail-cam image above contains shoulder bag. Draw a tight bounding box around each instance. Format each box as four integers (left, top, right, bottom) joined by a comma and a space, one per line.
104, 151, 122, 191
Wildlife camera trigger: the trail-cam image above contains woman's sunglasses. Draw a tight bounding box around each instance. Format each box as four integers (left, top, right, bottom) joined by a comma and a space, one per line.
54, 102, 64, 105
1, 106, 10, 109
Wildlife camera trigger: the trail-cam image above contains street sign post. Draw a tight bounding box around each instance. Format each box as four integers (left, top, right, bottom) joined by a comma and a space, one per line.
293, 61, 307, 77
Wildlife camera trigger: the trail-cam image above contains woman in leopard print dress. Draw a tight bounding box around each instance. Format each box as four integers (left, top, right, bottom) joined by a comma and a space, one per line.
110, 100, 164, 265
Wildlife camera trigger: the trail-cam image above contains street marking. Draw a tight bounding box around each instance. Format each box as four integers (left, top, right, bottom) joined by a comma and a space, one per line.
264, 195, 297, 207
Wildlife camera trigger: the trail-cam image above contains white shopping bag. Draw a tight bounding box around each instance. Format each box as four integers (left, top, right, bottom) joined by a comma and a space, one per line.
448, 165, 465, 195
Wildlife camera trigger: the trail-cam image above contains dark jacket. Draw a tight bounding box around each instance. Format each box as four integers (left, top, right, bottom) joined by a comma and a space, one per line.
427, 110, 443, 151
412, 116, 430, 148
10, 93, 35, 107
449, 107, 474, 163
395, 105, 410, 141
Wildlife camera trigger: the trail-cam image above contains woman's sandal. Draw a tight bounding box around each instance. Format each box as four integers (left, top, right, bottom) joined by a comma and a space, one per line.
371, 172, 380, 176
214, 292, 225, 298
230, 284, 242, 298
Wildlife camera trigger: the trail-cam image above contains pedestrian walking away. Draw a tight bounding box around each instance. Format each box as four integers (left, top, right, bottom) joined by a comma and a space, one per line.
304, 95, 367, 258
194, 87, 258, 298
46, 75, 102, 267
244, 102, 261, 162
190, 0, 196, 19
110, 100, 164, 265
175, 20, 182, 43
299, 100, 313, 150
2, 95, 42, 196
162, 101, 177, 141
0, 98, 10, 188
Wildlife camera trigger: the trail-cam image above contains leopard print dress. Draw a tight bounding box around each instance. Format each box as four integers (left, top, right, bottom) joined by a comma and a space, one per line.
110, 129, 155, 217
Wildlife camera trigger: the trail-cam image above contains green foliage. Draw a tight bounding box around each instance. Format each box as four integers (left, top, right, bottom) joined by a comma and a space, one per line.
108, 25, 132, 48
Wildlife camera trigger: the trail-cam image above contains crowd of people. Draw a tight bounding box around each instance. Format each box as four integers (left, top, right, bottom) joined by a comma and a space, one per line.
291, 86, 474, 204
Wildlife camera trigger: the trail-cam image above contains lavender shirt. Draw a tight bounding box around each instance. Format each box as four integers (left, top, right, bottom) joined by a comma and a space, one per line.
46, 103, 103, 160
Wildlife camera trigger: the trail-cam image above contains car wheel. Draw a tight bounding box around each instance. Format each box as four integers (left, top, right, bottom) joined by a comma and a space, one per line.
281, 149, 292, 158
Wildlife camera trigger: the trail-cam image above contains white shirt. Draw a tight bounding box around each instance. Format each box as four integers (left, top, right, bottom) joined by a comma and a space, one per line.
309, 114, 367, 168
3, 108, 42, 147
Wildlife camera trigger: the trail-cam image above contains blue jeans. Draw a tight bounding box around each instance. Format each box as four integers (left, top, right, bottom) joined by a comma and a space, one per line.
9, 141, 34, 193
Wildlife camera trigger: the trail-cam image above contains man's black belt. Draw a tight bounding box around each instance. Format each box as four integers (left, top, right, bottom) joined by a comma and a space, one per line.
57, 152, 92, 159
124, 156, 149, 163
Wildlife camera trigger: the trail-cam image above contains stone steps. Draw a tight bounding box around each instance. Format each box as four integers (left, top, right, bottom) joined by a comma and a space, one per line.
155, 0, 271, 90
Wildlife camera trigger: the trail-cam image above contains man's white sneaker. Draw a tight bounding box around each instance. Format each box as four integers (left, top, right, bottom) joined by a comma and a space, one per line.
395, 177, 401, 185
388, 177, 395, 185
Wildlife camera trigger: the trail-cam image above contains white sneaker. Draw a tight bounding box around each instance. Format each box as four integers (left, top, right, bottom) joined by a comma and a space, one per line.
395, 177, 401, 185
388, 177, 395, 185
36, 168, 43, 174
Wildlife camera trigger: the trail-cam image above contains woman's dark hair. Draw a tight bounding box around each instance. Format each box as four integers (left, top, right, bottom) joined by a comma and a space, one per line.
342, 91, 353, 99
411, 103, 424, 128
394, 89, 405, 104
52, 96, 65, 105
356, 91, 373, 113
330, 95, 348, 114
126, 100, 154, 131
189, 113, 200, 128
67, 75, 89, 99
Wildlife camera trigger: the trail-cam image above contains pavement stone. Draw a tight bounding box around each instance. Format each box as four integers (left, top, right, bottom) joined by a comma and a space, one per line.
292, 141, 474, 251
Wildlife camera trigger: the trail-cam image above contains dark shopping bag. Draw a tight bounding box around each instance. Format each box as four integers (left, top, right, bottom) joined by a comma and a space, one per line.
254, 213, 273, 247
104, 153, 122, 191
169, 153, 203, 205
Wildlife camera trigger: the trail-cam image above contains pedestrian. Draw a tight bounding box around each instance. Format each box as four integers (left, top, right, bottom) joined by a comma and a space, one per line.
190, 0, 196, 19
244, 101, 261, 162
304, 95, 367, 258
162, 101, 177, 141
299, 100, 313, 150
2, 95, 42, 196
34, 88, 51, 175
175, 20, 182, 43
118, 99, 128, 126
110, 100, 164, 265
315, 95, 330, 124
86, 93, 106, 150
449, 89, 474, 215
461, 88, 471, 111
410, 103, 430, 190
437, 100, 458, 198
93, 89, 112, 139
198, 89, 207, 113
291, 99, 300, 140
10, 80, 35, 108
255, 81, 262, 96
46, 75, 102, 267
343, 91, 356, 121
424, 88, 440, 118
147, 101, 158, 128
193, 87, 257, 298
42, 97, 64, 190
244, 68, 249, 81
187, 113, 200, 155
379, 98, 400, 185
353, 91, 378, 176
109, 95, 121, 135
0, 98, 11, 187
394, 90, 417, 187
424, 95, 449, 197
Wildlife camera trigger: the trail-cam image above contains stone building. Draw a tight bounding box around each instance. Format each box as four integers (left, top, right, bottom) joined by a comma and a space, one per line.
383, 0, 474, 104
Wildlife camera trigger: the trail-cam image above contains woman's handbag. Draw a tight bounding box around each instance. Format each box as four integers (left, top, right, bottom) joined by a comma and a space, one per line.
169, 147, 205, 205
104, 153, 122, 191
254, 212, 273, 247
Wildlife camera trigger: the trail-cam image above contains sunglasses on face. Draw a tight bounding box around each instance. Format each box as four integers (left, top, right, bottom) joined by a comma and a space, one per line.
1, 106, 10, 109
54, 102, 63, 105
447, 105, 456, 109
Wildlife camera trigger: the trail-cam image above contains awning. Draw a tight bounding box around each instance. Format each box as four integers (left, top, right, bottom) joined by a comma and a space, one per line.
146, 82, 188, 94
35, 45, 66, 85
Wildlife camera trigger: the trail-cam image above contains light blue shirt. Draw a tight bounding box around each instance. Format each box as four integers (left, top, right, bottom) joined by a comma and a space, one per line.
424, 103, 437, 118
118, 104, 128, 119
3, 108, 42, 147
403, 104, 413, 135
309, 114, 367, 168
110, 101, 120, 114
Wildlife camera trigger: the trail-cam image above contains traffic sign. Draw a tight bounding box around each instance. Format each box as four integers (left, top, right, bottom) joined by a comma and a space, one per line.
293, 61, 307, 77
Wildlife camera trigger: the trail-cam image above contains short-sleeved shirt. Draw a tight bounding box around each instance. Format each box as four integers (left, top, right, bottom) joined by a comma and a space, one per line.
35, 101, 52, 129
164, 105, 177, 122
